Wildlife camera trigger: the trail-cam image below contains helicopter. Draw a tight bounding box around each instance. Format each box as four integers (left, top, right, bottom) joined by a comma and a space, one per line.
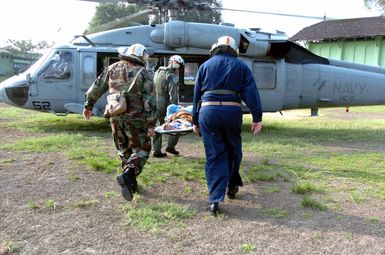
1, 0, 385, 118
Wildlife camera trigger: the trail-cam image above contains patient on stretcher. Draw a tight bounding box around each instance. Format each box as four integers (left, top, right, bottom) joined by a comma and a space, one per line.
155, 104, 193, 134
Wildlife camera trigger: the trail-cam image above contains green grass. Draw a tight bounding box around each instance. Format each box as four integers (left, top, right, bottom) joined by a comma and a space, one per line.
122, 201, 196, 233
67, 147, 120, 174
240, 110, 385, 200
0, 157, 17, 165
1, 105, 385, 213
261, 207, 289, 219
349, 105, 385, 114
27, 200, 39, 210
45, 199, 56, 210
292, 181, 324, 194
67, 172, 80, 181
140, 157, 206, 187
1, 240, 18, 253
301, 196, 327, 211
104, 191, 118, 199
349, 190, 366, 204
262, 186, 281, 193
240, 243, 255, 253
0, 109, 110, 134
0, 133, 87, 152
74, 199, 99, 208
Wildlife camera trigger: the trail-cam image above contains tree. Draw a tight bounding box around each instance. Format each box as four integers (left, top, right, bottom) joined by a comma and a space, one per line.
4, 39, 54, 60
85, 0, 222, 34
182, 0, 222, 24
86, 2, 147, 33
364, 0, 385, 13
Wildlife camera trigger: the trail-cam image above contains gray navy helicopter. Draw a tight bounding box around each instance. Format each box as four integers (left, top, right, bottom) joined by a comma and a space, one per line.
1, 0, 385, 117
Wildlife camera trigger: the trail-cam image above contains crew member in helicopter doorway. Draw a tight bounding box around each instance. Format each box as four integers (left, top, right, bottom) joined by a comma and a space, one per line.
83, 44, 157, 202
192, 36, 263, 216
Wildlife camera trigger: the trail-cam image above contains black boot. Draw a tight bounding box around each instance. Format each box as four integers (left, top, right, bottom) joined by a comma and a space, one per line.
116, 171, 136, 201
153, 152, 167, 158
165, 147, 179, 155
208, 202, 219, 216
227, 186, 239, 199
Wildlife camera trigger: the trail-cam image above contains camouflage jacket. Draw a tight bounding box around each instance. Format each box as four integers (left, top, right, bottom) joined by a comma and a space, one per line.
84, 60, 157, 127
153, 66, 179, 117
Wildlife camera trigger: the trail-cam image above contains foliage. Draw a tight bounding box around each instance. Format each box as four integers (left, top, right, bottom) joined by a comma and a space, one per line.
182, 0, 222, 24
364, 0, 385, 13
85, 0, 222, 33
4, 39, 54, 59
86, 3, 147, 33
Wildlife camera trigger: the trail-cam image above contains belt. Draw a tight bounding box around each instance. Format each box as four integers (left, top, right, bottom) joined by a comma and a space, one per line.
203, 89, 239, 95
201, 101, 241, 107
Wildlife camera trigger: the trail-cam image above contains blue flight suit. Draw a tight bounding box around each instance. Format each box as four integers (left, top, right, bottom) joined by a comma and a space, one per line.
192, 52, 262, 203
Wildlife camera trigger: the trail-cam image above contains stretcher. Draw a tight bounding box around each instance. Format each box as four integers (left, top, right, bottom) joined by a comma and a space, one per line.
154, 106, 194, 136
155, 119, 193, 136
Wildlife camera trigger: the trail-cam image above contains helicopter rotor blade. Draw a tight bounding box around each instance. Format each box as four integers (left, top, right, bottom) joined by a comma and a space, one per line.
79, 0, 333, 25
88, 8, 154, 33
218, 7, 333, 21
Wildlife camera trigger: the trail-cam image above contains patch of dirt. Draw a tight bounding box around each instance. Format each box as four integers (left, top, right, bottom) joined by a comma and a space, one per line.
0, 103, 384, 255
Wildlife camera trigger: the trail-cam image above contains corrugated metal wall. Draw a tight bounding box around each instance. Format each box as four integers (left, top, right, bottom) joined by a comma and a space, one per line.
307, 36, 385, 67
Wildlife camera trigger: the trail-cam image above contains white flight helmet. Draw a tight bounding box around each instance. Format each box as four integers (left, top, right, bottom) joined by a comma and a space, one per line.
118, 43, 149, 65
168, 55, 184, 70
209, 35, 239, 56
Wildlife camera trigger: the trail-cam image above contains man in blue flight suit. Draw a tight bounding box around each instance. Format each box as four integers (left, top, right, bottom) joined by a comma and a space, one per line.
192, 35, 263, 216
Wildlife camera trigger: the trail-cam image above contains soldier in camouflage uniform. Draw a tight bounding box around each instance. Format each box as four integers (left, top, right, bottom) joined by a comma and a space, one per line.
152, 55, 185, 157
83, 44, 157, 201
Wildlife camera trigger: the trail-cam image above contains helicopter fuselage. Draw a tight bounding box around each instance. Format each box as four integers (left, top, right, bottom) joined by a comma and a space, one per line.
1, 21, 385, 116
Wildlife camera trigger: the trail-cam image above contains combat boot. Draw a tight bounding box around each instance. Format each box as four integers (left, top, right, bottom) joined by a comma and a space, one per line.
165, 146, 179, 155
153, 151, 167, 158
208, 202, 219, 216
116, 171, 136, 201
227, 186, 239, 199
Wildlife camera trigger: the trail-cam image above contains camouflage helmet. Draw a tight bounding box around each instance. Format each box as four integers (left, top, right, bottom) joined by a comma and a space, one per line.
118, 43, 149, 65
209, 35, 239, 56
168, 55, 184, 70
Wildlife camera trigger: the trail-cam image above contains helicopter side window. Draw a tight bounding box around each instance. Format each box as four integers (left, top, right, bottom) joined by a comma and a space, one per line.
252, 62, 276, 89
43, 51, 72, 80
83, 56, 95, 86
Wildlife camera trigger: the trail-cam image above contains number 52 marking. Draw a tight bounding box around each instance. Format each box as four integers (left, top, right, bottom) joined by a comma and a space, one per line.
32, 101, 51, 110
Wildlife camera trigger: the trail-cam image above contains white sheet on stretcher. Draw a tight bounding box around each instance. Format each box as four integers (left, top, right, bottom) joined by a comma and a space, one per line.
155, 119, 193, 136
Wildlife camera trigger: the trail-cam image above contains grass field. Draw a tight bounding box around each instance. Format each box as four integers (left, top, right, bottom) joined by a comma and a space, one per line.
0, 104, 384, 254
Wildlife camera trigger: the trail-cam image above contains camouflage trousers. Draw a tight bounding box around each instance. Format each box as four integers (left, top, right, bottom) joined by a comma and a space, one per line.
110, 115, 152, 177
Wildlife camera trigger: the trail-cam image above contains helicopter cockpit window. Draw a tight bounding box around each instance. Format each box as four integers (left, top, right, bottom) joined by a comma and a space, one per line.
184, 63, 199, 86
43, 51, 72, 80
